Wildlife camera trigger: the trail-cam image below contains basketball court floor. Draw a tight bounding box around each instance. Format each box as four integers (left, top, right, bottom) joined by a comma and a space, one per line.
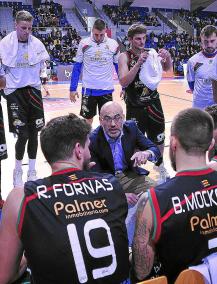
1, 77, 192, 200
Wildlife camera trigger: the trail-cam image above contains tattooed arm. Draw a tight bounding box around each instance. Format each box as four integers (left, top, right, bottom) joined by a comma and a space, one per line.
132, 192, 155, 280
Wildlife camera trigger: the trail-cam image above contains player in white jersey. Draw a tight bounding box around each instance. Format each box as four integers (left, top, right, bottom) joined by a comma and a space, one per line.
187, 25, 217, 109
69, 19, 120, 125
0, 10, 49, 187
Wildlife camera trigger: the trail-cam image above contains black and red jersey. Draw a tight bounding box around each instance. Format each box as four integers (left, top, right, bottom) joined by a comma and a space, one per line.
18, 168, 129, 284
125, 49, 159, 107
149, 168, 217, 283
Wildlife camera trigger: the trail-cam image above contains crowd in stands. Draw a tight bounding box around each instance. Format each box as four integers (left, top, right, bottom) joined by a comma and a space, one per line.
33, 27, 81, 64
0, 2, 216, 75
177, 8, 217, 35
103, 5, 160, 27
8, 0, 81, 65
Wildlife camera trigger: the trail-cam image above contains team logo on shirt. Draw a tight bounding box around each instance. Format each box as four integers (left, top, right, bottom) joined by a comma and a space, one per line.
69, 174, 77, 181
95, 50, 102, 59
23, 53, 29, 60
201, 179, 210, 187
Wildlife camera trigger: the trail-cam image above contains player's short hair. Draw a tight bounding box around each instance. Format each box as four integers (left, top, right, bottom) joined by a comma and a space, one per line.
171, 108, 213, 155
127, 23, 147, 38
15, 10, 33, 23
200, 25, 217, 37
40, 114, 91, 164
205, 104, 217, 129
93, 19, 106, 31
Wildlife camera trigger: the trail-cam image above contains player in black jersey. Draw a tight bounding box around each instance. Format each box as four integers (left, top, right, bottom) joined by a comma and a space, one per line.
0, 114, 130, 284
132, 108, 217, 283
118, 24, 172, 185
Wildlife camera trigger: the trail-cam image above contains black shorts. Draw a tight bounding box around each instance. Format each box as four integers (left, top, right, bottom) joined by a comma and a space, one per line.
6, 87, 45, 134
0, 94, 7, 161
126, 98, 165, 145
80, 93, 113, 119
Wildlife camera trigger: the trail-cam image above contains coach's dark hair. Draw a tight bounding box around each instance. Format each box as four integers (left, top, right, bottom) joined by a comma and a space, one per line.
40, 114, 91, 164
171, 108, 213, 155
205, 104, 217, 129
200, 25, 217, 37
15, 10, 33, 23
93, 19, 106, 31
127, 23, 147, 38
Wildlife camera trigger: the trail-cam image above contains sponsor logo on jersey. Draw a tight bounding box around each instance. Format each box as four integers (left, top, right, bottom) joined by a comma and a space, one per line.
13, 119, 25, 127
190, 213, 217, 235
35, 118, 44, 128
54, 198, 108, 219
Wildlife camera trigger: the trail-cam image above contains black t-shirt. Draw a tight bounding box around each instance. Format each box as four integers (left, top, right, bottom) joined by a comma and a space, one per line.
18, 168, 129, 284
149, 168, 217, 283
125, 49, 159, 107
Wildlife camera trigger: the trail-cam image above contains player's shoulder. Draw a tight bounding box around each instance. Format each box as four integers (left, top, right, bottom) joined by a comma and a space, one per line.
106, 37, 118, 45
79, 36, 91, 46
188, 51, 203, 62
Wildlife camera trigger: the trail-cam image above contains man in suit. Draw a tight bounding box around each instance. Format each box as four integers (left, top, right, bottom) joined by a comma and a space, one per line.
89, 101, 162, 205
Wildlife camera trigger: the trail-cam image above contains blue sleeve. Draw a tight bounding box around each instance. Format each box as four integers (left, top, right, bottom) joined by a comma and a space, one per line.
113, 62, 118, 75
70, 62, 82, 92
188, 81, 195, 91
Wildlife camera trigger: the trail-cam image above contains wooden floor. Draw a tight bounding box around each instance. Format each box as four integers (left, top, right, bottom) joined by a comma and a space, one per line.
1, 78, 192, 199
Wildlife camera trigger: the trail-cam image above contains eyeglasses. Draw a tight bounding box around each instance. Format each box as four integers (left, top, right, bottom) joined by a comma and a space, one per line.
102, 114, 122, 124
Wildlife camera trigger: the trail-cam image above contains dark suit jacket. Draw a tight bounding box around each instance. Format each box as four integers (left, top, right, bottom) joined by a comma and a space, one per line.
89, 120, 162, 175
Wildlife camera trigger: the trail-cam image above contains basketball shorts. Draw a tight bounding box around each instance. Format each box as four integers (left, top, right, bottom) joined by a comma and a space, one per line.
80, 93, 113, 119
6, 87, 45, 134
126, 98, 165, 145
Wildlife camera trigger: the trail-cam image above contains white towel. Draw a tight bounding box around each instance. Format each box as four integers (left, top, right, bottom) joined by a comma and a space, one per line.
189, 252, 217, 284
139, 48, 163, 91
0, 31, 49, 67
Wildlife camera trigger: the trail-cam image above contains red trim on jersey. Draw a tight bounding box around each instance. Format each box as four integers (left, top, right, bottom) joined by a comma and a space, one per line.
149, 187, 162, 242
176, 168, 214, 177
52, 168, 80, 176
161, 183, 217, 224
18, 192, 38, 236
17, 175, 96, 236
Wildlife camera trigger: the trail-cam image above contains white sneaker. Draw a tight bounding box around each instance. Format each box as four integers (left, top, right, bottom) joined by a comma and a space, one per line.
27, 170, 38, 182
157, 163, 170, 185
13, 169, 23, 187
